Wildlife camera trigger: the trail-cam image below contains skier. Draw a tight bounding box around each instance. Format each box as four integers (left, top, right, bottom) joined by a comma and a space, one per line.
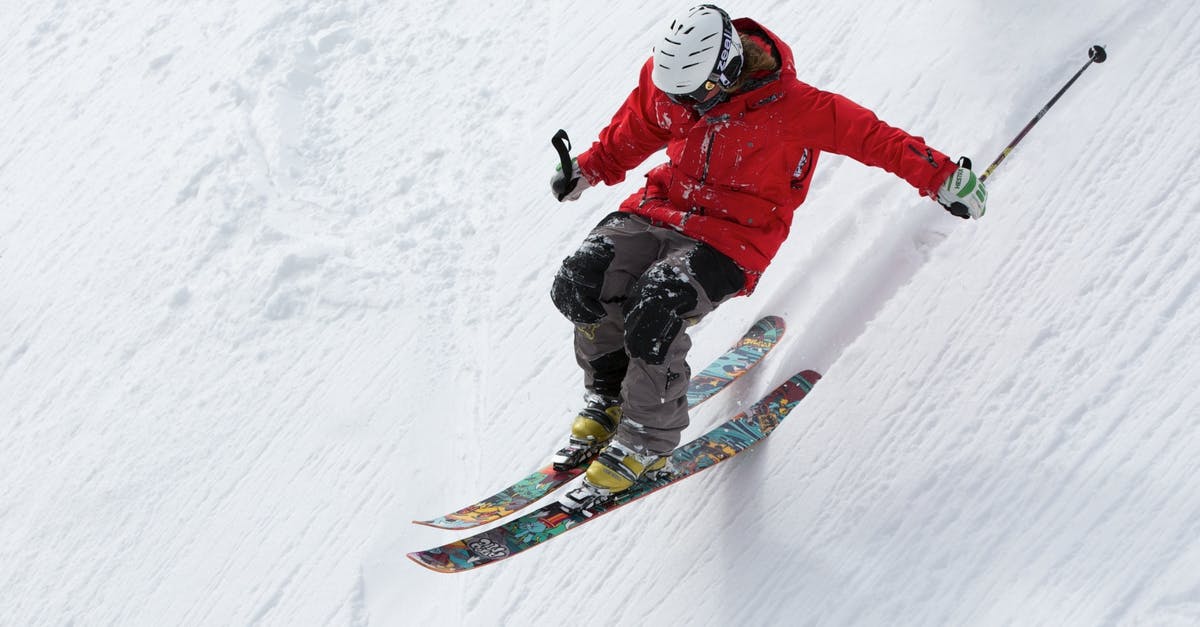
549, 5, 988, 502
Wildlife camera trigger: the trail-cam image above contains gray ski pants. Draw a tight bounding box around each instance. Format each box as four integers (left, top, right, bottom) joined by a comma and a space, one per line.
551, 212, 745, 454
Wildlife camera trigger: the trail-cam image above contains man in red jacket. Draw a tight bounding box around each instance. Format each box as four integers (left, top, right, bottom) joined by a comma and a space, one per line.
549, 4, 988, 501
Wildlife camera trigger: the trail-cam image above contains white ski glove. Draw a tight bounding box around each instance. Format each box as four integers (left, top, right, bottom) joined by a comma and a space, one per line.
937, 164, 988, 219
551, 158, 592, 202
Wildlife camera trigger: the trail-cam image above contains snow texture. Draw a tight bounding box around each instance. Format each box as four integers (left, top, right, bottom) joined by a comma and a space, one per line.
3, 1, 1200, 626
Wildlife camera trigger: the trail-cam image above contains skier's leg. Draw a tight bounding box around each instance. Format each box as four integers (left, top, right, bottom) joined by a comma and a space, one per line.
617, 239, 745, 454
578, 237, 744, 493
551, 212, 660, 396
550, 213, 666, 468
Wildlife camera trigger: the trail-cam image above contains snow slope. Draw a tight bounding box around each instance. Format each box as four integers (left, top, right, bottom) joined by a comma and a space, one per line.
3, 1, 1200, 625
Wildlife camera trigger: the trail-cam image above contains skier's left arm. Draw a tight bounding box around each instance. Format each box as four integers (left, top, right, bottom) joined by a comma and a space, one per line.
799, 87, 988, 219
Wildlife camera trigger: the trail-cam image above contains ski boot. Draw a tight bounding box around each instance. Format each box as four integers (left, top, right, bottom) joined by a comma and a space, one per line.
551, 393, 622, 471
560, 439, 670, 513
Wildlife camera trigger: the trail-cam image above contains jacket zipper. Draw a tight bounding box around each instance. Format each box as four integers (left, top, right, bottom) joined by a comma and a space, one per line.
699, 121, 721, 185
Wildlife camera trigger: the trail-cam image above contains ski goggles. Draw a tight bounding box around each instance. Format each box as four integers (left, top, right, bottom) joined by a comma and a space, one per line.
664, 79, 722, 105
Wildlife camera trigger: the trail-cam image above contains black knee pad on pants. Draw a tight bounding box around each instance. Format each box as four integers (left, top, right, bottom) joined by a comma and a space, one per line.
551, 233, 616, 324
623, 244, 743, 365
622, 264, 698, 365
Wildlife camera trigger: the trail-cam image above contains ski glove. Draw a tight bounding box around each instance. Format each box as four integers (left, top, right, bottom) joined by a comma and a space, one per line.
551, 158, 591, 202
937, 164, 988, 219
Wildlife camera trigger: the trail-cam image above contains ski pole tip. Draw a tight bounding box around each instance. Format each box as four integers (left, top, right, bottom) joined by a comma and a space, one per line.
1089, 45, 1107, 63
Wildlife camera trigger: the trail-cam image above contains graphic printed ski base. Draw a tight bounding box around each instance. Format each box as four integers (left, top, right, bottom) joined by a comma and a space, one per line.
407, 370, 820, 573
412, 316, 786, 530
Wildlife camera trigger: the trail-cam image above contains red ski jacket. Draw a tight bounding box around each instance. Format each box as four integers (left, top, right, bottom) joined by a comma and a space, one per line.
577, 19, 957, 293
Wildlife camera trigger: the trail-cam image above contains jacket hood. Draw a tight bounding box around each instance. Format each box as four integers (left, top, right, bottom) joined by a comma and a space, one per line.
733, 17, 797, 80
700, 18, 796, 113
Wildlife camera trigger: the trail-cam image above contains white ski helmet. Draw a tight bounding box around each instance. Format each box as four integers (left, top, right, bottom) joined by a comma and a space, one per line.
651, 5, 744, 99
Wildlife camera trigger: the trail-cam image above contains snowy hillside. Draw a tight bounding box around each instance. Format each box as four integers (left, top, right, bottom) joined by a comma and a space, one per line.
4, 0, 1200, 625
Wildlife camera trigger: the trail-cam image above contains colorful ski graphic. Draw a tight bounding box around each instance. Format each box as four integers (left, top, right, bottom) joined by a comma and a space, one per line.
412, 316, 786, 530
408, 369, 820, 573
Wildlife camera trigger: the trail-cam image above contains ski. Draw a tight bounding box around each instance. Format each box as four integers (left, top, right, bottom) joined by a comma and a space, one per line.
412, 315, 786, 530
407, 369, 820, 573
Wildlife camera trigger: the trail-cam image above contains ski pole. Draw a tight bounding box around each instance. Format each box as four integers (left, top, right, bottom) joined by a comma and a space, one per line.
973, 45, 1107, 182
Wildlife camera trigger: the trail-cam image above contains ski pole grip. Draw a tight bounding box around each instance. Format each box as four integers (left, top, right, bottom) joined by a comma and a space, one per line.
552, 129, 573, 178
551, 129, 579, 201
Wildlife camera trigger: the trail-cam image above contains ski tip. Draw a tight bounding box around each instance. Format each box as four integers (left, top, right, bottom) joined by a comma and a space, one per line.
411, 519, 479, 530
405, 547, 475, 571
759, 314, 785, 332
793, 370, 822, 391
406, 551, 462, 574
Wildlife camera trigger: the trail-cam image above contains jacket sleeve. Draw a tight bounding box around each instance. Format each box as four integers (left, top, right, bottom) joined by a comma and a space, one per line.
797, 85, 957, 197
576, 59, 675, 186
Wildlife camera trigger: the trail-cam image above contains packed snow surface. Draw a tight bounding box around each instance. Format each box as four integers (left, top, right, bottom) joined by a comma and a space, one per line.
3, 1, 1200, 625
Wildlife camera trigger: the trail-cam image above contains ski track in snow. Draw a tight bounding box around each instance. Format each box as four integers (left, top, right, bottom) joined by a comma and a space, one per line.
4, 0, 1200, 626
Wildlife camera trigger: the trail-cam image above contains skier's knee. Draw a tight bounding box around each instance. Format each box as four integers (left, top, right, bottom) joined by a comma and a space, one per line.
622, 264, 698, 365
552, 234, 615, 324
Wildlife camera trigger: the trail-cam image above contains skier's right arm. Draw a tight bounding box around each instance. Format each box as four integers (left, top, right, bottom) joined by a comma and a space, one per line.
575, 59, 675, 188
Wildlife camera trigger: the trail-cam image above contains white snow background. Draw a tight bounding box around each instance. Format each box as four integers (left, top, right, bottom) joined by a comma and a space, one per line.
3, 1, 1200, 625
